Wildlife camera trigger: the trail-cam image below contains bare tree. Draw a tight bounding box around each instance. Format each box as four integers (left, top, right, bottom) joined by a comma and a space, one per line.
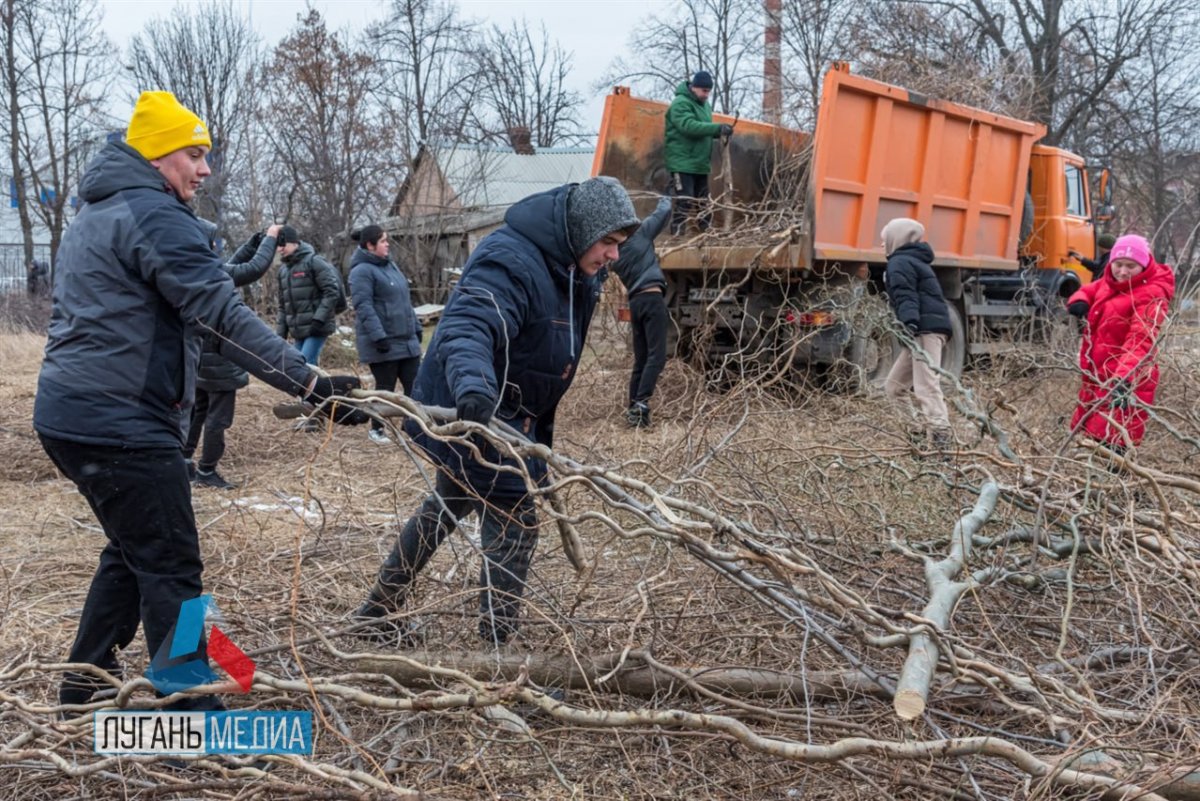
602, 0, 761, 115
126, 0, 261, 237
260, 9, 396, 253
371, 0, 477, 156
15, 0, 113, 263
472, 20, 584, 148
1, 0, 36, 267
778, 0, 859, 127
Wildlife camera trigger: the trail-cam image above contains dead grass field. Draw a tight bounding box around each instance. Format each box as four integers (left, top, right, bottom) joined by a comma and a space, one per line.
1, 307, 1199, 800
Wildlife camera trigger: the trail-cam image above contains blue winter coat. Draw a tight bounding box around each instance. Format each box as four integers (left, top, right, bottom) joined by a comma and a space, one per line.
348, 247, 422, 363
34, 141, 311, 448
407, 185, 603, 500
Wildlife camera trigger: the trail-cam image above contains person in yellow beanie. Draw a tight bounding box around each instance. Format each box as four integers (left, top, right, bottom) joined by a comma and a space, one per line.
34, 89, 367, 714
123, 90, 213, 202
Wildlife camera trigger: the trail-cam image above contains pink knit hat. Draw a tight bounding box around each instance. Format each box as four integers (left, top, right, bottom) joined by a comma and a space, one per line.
1108, 234, 1152, 268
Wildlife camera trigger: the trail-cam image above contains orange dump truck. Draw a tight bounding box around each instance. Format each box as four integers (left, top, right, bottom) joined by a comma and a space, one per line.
592, 63, 1113, 384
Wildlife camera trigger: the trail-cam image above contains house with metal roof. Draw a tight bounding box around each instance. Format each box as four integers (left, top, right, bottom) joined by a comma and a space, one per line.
382, 132, 596, 304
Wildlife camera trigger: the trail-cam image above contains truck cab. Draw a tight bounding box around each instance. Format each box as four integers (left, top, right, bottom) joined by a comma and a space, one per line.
1026, 146, 1096, 285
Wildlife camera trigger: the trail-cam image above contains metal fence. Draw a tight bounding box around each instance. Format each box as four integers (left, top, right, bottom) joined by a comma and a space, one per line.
0, 243, 51, 293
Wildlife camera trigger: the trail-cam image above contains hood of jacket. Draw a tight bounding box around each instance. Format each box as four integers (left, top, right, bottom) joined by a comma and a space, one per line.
892, 241, 935, 264
350, 246, 389, 269
1101, 257, 1175, 301
78, 141, 173, 204
503, 185, 576, 289
674, 81, 706, 106
283, 241, 316, 264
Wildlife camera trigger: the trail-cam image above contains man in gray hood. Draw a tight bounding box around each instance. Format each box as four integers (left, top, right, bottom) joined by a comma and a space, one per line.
34, 91, 365, 711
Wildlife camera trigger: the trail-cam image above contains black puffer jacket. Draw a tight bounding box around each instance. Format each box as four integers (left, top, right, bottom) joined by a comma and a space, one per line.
276, 243, 341, 340
198, 233, 279, 391
611, 195, 669, 294
884, 242, 952, 336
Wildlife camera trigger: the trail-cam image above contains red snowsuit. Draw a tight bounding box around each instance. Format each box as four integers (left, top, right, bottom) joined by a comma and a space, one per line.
1067, 258, 1175, 447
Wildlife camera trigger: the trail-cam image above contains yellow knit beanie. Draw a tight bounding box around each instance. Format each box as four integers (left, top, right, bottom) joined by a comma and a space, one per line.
125, 91, 211, 161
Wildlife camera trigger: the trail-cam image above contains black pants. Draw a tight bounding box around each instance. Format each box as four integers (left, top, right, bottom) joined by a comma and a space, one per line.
40, 436, 217, 709
363, 470, 538, 643
368, 357, 420, 431
670, 172, 710, 234
629, 289, 669, 405
184, 388, 237, 470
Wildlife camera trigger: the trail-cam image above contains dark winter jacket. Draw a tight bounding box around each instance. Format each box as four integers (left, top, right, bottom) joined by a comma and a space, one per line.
348, 247, 422, 363
884, 242, 952, 337
198, 233, 280, 392
611, 195, 670, 294
276, 243, 341, 340
1067, 259, 1174, 446
663, 81, 721, 175
1079, 250, 1111, 279
406, 184, 603, 499
34, 141, 311, 449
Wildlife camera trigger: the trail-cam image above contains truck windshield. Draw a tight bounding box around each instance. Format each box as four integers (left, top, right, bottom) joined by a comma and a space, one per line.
1065, 164, 1086, 217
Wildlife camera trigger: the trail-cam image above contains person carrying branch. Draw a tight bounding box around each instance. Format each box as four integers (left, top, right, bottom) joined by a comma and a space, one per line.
348, 224, 423, 446
1065, 233, 1174, 453
612, 194, 671, 428
663, 70, 732, 235
880, 217, 954, 453
354, 177, 639, 647
34, 91, 365, 712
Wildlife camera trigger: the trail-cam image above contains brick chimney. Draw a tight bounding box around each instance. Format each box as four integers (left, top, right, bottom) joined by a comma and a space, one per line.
507, 126, 535, 155
763, 0, 782, 125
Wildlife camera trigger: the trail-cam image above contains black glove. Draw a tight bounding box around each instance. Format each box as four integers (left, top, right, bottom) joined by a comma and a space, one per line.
1067, 300, 1089, 318
375, 339, 391, 353
905, 321, 920, 336
456, 392, 494, 425
305, 375, 369, 425
248, 231, 264, 249
1108, 379, 1133, 411
719, 124, 734, 137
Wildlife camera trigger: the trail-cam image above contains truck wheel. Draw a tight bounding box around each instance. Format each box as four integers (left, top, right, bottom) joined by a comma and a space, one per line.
942, 302, 966, 379
835, 301, 965, 393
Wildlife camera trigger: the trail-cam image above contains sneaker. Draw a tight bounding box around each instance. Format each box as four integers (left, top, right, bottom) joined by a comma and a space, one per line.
626, 401, 651, 429
193, 468, 237, 490
368, 428, 392, 445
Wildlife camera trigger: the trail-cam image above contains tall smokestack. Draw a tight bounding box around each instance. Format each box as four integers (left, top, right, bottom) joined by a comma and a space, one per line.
763, 0, 782, 125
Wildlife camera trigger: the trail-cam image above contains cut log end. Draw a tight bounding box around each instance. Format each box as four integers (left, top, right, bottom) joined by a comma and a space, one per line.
894, 689, 926, 721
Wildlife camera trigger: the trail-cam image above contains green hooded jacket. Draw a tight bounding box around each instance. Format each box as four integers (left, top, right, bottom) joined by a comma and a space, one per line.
663, 81, 721, 175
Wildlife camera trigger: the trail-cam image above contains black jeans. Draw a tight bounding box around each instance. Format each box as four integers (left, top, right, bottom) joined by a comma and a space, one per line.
629, 289, 669, 405
39, 436, 218, 709
670, 171, 711, 234
368, 357, 420, 431
184, 388, 237, 470
363, 470, 539, 643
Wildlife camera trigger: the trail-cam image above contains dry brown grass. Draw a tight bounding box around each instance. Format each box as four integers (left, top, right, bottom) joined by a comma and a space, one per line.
1, 303, 1199, 800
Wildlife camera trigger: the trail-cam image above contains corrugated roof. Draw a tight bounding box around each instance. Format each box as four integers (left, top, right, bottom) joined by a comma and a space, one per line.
436, 145, 595, 209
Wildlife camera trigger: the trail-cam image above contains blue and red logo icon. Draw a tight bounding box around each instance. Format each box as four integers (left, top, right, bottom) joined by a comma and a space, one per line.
147, 595, 255, 694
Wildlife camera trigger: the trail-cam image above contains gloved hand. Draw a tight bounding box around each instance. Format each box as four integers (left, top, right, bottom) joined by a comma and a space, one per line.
375, 339, 391, 353
719, 123, 734, 137
456, 392, 494, 425
905, 321, 920, 336
1108, 379, 1133, 411
248, 231, 264, 249
1067, 300, 1089, 318
304, 375, 369, 425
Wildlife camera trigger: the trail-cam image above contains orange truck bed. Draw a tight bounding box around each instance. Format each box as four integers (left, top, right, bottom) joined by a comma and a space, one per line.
593, 65, 1047, 272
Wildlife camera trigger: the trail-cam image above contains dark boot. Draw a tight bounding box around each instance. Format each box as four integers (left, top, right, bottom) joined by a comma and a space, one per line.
350, 595, 421, 647
930, 429, 954, 462
626, 401, 651, 428
907, 430, 927, 455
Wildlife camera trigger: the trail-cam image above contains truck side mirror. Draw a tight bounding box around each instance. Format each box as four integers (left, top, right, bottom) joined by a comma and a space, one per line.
1098, 168, 1114, 206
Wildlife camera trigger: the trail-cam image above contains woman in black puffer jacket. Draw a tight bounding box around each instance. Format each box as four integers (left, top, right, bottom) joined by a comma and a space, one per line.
881, 217, 953, 451
348, 224, 422, 444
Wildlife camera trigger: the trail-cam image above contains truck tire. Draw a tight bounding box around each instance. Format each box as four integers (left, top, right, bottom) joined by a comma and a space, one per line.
837, 300, 965, 393
942, 301, 966, 379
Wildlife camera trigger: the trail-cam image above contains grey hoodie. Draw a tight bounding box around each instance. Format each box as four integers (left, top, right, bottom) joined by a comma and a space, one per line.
34, 141, 312, 448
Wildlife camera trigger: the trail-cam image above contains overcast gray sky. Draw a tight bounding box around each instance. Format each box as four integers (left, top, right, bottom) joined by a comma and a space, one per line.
100, 0, 675, 137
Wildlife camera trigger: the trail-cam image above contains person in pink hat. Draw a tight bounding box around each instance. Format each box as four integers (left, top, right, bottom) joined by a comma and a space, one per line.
1064, 234, 1175, 451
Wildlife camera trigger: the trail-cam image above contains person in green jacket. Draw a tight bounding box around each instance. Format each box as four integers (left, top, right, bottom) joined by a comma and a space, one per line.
663, 70, 733, 235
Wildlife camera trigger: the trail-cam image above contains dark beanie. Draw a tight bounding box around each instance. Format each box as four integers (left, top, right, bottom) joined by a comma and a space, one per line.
277, 225, 300, 245
353, 224, 385, 246
691, 70, 714, 89
565, 177, 639, 261
1098, 233, 1117, 250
